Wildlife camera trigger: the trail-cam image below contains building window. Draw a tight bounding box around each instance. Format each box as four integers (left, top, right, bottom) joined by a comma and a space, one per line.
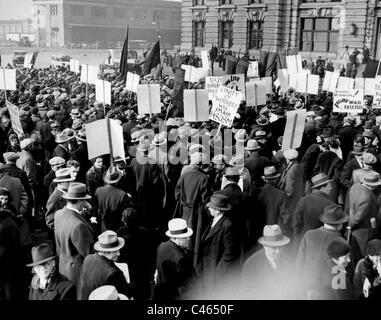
249, 0, 262, 3
71, 5, 84, 17
219, 21, 233, 48
51, 27, 59, 42
220, 0, 233, 4
50, 5, 58, 16
302, 0, 340, 2
193, 0, 204, 5
91, 6, 106, 17
300, 18, 338, 52
193, 21, 205, 47
248, 21, 263, 49
113, 7, 127, 18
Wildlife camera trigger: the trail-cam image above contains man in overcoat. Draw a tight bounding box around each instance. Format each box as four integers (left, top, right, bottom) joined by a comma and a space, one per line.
197, 194, 238, 297
154, 218, 195, 300
54, 182, 96, 292
175, 152, 212, 267
79, 230, 131, 300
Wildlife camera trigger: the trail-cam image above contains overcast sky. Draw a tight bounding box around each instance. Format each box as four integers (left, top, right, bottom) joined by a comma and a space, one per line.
0, 0, 32, 20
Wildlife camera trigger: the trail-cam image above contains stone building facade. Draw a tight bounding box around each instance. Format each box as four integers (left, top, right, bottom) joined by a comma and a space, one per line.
32, 0, 181, 47
181, 0, 381, 61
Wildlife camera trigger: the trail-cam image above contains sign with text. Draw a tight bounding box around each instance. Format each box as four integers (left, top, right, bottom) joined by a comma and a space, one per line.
222, 74, 246, 100
333, 89, 364, 113
373, 80, 381, 106
6, 101, 24, 136
201, 50, 210, 70
205, 76, 223, 100
247, 61, 259, 78
209, 86, 243, 127
365, 78, 376, 96
322, 71, 340, 92
278, 69, 289, 92
286, 55, 303, 74
183, 89, 209, 122
337, 76, 355, 90
70, 59, 80, 73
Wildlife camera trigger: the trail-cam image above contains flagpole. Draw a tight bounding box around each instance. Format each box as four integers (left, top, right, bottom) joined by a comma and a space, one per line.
2, 67, 8, 102
106, 117, 114, 167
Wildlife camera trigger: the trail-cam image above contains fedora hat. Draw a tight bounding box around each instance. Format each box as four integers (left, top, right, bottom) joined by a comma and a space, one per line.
26, 242, 56, 267
190, 152, 207, 165
364, 120, 373, 129
362, 172, 381, 186
254, 130, 267, 140
130, 130, 145, 143
50, 121, 61, 129
206, 194, 231, 212
62, 182, 91, 200
320, 204, 349, 225
245, 139, 261, 151
311, 173, 332, 189
103, 166, 124, 184
362, 152, 377, 165
262, 166, 281, 180
362, 131, 375, 140
3, 152, 19, 163
89, 285, 128, 300
211, 154, 228, 165
151, 133, 166, 146
55, 131, 74, 144
165, 218, 193, 238
53, 168, 75, 183
93, 230, 125, 252
225, 167, 240, 177
283, 149, 298, 160
75, 130, 87, 142
188, 144, 205, 155
258, 224, 290, 247
20, 138, 33, 150
256, 115, 269, 126
234, 129, 248, 143
49, 156, 66, 167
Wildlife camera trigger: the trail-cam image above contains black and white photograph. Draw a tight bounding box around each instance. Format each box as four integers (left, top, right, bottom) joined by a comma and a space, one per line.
0, 0, 381, 313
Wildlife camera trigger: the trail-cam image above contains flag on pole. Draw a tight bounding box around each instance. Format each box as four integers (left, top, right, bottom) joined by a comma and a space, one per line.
142, 40, 160, 76
30, 51, 39, 68
119, 27, 129, 80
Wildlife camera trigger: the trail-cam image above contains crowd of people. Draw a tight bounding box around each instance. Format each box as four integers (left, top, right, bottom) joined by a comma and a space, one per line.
1, 49, 381, 301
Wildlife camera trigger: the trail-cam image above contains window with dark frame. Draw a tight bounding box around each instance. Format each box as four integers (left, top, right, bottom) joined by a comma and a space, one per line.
193, 21, 205, 47
219, 21, 233, 49
50, 5, 58, 16
220, 0, 233, 4
247, 21, 263, 49
300, 18, 338, 53
193, 0, 204, 5
249, 0, 262, 4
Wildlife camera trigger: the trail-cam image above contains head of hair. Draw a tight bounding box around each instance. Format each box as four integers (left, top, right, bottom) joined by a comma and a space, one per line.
67, 159, 80, 168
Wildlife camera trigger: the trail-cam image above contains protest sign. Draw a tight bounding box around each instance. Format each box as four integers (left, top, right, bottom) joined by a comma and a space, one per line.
281, 109, 307, 151
286, 55, 302, 74
86, 118, 125, 160
70, 59, 80, 73
6, 101, 23, 136
365, 78, 376, 96
294, 73, 319, 95
322, 71, 340, 92
80, 64, 99, 85
222, 74, 246, 99
337, 77, 354, 90
137, 84, 161, 114
201, 50, 210, 70
355, 77, 365, 90
247, 61, 259, 78
246, 81, 267, 107
24, 53, 34, 68
0, 68, 16, 91
250, 77, 272, 95
373, 80, 381, 107
95, 79, 112, 105
183, 89, 209, 122
126, 72, 140, 93
205, 76, 223, 100
209, 86, 244, 127
181, 65, 208, 82
278, 69, 289, 92
333, 89, 364, 113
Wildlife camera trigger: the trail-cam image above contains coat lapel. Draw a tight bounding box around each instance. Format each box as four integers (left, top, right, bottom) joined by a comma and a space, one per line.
202, 215, 226, 242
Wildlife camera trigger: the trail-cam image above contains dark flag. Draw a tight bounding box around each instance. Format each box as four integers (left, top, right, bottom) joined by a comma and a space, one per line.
142, 40, 160, 76
236, 60, 249, 77
30, 51, 38, 68
225, 55, 237, 74
172, 68, 185, 114
119, 27, 129, 80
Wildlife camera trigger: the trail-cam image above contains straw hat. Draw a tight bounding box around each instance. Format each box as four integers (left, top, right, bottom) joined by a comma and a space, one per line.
165, 218, 193, 238
258, 225, 290, 247
88, 285, 128, 300
93, 230, 125, 252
